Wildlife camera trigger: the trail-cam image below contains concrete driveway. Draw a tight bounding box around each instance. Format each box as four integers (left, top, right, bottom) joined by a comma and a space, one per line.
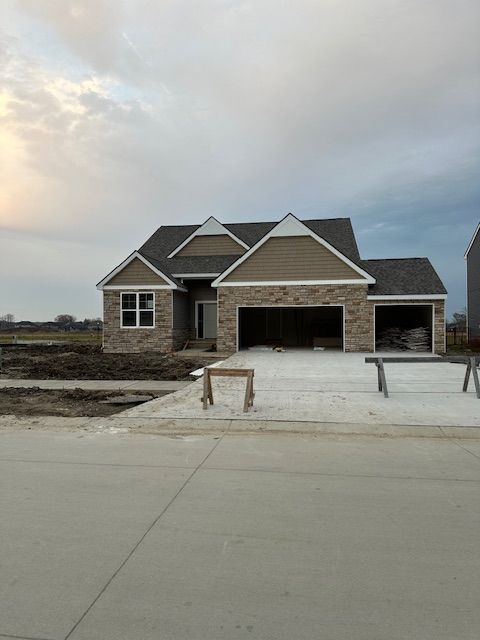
122, 350, 480, 428
1, 429, 479, 640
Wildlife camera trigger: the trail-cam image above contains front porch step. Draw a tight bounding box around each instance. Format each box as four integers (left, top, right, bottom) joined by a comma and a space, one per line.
175, 350, 233, 360
183, 339, 216, 350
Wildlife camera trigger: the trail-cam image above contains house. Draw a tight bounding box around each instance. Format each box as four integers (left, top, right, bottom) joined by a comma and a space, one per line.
465, 222, 480, 343
97, 214, 447, 354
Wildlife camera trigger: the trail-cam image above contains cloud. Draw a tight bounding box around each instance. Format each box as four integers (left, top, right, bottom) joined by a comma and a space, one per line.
1, 0, 479, 317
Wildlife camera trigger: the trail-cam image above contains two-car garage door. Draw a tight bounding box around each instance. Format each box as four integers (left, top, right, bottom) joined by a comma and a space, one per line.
238, 306, 344, 350
238, 304, 435, 352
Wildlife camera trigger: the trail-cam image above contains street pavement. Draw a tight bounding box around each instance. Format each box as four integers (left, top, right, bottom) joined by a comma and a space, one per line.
0, 429, 479, 640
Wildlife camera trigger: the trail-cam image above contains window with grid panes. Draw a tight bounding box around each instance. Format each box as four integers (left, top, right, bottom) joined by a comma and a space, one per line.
121, 292, 154, 327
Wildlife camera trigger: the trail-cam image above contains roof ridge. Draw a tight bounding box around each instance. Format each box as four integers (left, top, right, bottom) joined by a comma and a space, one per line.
363, 257, 429, 262
226, 217, 352, 225
147, 217, 353, 230
150, 224, 199, 229
302, 217, 351, 222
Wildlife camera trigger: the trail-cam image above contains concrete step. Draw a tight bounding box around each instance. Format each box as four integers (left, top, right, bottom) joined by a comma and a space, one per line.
185, 339, 216, 347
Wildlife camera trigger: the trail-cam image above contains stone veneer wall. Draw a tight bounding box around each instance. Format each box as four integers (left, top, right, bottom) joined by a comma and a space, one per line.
216, 285, 373, 352
102, 287, 446, 355
103, 290, 173, 353
368, 298, 445, 355
216, 286, 446, 354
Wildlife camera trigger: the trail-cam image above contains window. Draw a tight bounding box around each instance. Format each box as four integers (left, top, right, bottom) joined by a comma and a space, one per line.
121, 292, 154, 328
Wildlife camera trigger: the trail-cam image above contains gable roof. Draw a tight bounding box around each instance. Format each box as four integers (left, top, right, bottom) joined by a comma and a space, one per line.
465, 222, 480, 258
212, 214, 374, 286
363, 258, 447, 296
139, 216, 362, 276
96, 251, 186, 290
97, 214, 447, 298
167, 216, 249, 258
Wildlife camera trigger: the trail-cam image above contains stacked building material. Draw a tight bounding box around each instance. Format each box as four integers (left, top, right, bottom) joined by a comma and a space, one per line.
376, 326, 431, 352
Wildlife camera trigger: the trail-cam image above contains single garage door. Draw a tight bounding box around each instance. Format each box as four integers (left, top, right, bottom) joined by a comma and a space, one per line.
375, 304, 433, 352
238, 306, 343, 350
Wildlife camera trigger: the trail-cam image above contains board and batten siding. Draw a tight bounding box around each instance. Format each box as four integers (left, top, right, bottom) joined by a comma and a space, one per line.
176, 234, 246, 256
467, 230, 480, 341
108, 258, 169, 286
172, 290, 190, 329
223, 236, 363, 282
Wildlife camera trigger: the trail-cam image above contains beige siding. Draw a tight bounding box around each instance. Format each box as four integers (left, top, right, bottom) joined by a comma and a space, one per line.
108, 258, 169, 285
223, 236, 363, 282
176, 234, 246, 256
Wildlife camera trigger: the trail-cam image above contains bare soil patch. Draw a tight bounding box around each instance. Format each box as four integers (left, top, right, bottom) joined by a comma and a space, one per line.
0, 387, 169, 417
0, 344, 209, 380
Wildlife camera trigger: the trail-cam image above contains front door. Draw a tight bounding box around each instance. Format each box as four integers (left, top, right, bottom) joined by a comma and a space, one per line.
197, 302, 217, 339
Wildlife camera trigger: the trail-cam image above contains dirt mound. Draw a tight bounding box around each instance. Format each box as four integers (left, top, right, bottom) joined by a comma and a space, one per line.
0, 387, 167, 417
0, 344, 208, 380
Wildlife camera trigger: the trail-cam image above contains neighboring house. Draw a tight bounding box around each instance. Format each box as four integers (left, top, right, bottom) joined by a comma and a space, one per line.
465, 222, 480, 342
97, 214, 447, 354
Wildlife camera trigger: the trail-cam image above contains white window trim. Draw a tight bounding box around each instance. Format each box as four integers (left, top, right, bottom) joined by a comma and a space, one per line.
167, 217, 249, 258
212, 213, 375, 286
120, 292, 156, 329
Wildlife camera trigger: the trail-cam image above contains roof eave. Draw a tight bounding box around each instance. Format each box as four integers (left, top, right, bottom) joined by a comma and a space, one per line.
464, 222, 480, 259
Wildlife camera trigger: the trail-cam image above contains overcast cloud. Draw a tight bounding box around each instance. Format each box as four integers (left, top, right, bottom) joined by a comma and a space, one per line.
1, 0, 479, 319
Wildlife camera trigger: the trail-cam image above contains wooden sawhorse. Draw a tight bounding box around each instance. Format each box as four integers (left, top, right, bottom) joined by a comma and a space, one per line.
202, 368, 255, 413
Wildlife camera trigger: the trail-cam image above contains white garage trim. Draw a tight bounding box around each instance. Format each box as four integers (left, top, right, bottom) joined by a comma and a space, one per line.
373, 303, 435, 354
368, 294, 446, 300
236, 304, 345, 352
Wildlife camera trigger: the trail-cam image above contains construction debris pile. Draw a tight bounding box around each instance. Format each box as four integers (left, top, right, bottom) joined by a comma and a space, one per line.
376, 326, 431, 352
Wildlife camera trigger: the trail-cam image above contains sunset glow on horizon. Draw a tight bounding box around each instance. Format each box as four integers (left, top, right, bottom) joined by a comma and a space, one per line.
1, 0, 478, 319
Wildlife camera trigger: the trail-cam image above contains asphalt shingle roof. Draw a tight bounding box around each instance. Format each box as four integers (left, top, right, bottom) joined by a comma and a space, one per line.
139, 217, 361, 266
131, 218, 446, 296
363, 258, 447, 296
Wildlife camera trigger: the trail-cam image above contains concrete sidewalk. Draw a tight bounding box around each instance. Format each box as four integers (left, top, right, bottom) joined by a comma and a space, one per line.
0, 378, 191, 391
1, 414, 479, 439
0, 430, 479, 639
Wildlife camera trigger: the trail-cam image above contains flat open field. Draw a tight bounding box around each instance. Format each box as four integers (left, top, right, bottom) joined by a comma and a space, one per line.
0, 344, 209, 380
0, 331, 102, 344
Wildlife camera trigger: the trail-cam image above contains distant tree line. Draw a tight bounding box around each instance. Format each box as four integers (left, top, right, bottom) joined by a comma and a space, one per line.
0, 314, 102, 331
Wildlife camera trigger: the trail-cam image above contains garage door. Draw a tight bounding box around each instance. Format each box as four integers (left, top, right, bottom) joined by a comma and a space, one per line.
375, 305, 433, 352
238, 306, 343, 350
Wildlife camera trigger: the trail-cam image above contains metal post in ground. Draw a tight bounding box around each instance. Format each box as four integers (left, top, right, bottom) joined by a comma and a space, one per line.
471, 357, 480, 399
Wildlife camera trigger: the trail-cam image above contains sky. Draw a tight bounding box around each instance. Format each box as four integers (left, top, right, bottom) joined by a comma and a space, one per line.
0, 0, 479, 321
